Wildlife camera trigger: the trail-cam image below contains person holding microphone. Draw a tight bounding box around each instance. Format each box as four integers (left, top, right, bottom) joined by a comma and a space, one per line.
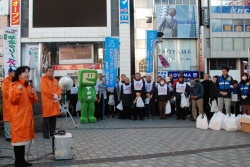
8, 66, 38, 167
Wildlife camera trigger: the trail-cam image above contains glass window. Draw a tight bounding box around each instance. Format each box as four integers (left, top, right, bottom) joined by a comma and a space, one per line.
218, 59, 227, 70
234, 38, 244, 50
155, 0, 161, 4
169, 0, 175, 4
228, 59, 236, 70
211, 0, 221, 13
139, 59, 146, 73
176, 0, 182, 4
245, 19, 250, 32
190, 0, 196, 5
183, 0, 189, 4
222, 19, 233, 32
212, 38, 222, 50
210, 59, 217, 70
211, 19, 222, 32
162, 0, 167, 3
234, 19, 244, 32
245, 38, 250, 50
223, 38, 233, 50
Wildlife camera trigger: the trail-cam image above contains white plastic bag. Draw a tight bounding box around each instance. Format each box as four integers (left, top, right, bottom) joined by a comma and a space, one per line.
236, 114, 242, 130
108, 95, 115, 105
165, 101, 171, 114
209, 111, 225, 130
196, 114, 208, 130
226, 114, 238, 131
210, 100, 219, 112
145, 98, 150, 105
116, 100, 123, 111
136, 97, 145, 108
223, 114, 229, 130
180, 93, 189, 108
76, 101, 82, 112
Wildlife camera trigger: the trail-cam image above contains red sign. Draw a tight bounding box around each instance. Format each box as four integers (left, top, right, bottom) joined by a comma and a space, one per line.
52, 64, 101, 70
11, 0, 20, 26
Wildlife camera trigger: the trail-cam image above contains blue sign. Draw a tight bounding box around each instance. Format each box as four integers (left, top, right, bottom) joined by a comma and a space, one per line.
146, 30, 157, 73
211, 6, 250, 14
234, 25, 244, 32
158, 71, 167, 79
168, 71, 199, 80
104, 37, 119, 87
120, 0, 129, 24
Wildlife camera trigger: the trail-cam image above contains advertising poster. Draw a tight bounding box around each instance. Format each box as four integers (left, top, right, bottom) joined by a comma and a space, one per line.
3, 27, 19, 77
156, 5, 198, 38
119, 0, 129, 24
11, 0, 20, 26
146, 30, 157, 73
211, 0, 250, 13
104, 37, 119, 87
157, 40, 197, 72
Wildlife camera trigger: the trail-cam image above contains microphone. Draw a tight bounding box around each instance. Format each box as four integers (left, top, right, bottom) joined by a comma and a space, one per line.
29, 80, 33, 88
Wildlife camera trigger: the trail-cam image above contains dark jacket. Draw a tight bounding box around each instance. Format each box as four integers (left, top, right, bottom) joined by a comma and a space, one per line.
145, 81, 156, 102
189, 82, 204, 100
156, 84, 170, 101
120, 83, 133, 107
216, 75, 234, 98
131, 80, 146, 101
173, 81, 190, 99
210, 82, 217, 101
239, 81, 250, 105
201, 80, 212, 100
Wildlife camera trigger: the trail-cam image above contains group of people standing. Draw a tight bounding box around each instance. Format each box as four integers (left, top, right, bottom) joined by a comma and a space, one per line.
94, 66, 250, 122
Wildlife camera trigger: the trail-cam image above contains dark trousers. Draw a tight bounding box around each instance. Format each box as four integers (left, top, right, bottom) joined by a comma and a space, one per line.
94, 101, 101, 119
203, 97, 212, 119
145, 102, 156, 118
115, 100, 120, 116
133, 107, 144, 120
14, 145, 26, 166
69, 94, 78, 116
120, 106, 129, 119
43, 116, 56, 137
171, 103, 175, 115
100, 94, 107, 119
158, 101, 167, 119
108, 105, 115, 116
155, 101, 159, 116
176, 99, 186, 119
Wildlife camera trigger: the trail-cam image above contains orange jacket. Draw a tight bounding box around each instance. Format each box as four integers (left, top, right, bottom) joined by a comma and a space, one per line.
2, 76, 12, 121
40, 75, 61, 118
8, 79, 38, 143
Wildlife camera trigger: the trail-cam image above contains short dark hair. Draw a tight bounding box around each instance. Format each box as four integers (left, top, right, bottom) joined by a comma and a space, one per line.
46, 66, 54, 72
222, 66, 229, 72
135, 72, 141, 76
116, 76, 120, 79
12, 66, 30, 82
213, 75, 219, 79
233, 80, 238, 84
157, 76, 162, 79
121, 74, 126, 77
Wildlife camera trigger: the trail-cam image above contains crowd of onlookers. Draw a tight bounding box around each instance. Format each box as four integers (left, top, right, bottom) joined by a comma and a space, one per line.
67, 66, 250, 122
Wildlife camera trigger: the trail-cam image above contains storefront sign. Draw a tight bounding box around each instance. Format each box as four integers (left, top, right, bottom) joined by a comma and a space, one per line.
11, 0, 20, 26
119, 0, 129, 24
168, 71, 199, 80
3, 27, 19, 77
146, 30, 157, 73
54, 69, 103, 77
104, 37, 119, 87
52, 64, 101, 70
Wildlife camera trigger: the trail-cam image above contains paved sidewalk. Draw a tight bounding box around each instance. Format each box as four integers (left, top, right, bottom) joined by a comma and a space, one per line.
0, 116, 250, 167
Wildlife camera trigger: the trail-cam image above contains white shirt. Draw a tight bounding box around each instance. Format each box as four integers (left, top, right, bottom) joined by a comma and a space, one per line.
176, 82, 186, 93
158, 84, 168, 95
134, 80, 143, 90
123, 83, 132, 94
145, 81, 153, 93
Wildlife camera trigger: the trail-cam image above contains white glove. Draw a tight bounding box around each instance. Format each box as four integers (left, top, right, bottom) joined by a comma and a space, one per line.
242, 95, 247, 99
54, 94, 58, 100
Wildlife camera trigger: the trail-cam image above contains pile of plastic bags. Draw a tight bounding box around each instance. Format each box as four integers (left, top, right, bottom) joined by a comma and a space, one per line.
196, 111, 244, 131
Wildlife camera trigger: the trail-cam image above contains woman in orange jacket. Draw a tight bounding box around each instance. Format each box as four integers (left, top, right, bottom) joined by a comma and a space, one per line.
8, 66, 38, 167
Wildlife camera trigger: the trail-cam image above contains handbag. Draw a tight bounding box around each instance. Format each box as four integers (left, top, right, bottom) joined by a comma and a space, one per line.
165, 101, 171, 114
108, 95, 115, 105
76, 101, 82, 112
116, 101, 123, 111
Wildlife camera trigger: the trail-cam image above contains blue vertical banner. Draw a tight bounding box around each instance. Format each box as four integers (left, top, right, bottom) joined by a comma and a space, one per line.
104, 37, 119, 87
119, 0, 129, 24
146, 30, 157, 73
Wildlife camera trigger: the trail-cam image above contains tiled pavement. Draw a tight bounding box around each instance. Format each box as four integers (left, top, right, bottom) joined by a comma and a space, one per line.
0, 116, 250, 167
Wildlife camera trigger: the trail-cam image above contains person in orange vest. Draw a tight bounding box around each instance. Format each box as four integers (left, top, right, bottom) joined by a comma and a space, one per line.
40, 66, 61, 139
2, 67, 16, 142
8, 66, 38, 167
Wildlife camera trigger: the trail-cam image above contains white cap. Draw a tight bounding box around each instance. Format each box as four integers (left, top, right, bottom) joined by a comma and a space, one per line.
165, 77, 170, 82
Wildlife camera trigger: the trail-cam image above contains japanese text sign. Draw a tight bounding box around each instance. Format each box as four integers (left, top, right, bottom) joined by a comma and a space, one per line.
119, 0, 129, 24
104, 37, 119, 87
11, 0, 20, 26
146, 30, 157, 73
